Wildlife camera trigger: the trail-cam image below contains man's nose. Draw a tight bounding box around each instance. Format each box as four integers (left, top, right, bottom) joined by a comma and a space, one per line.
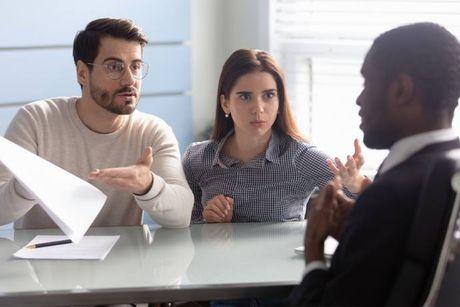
120, 68, 136, 85
356, 90, 363, 107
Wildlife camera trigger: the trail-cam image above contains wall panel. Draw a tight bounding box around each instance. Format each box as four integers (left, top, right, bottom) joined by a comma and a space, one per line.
0, 0, 190, 47
139, 95, 193, 153
0, 45, 190, 105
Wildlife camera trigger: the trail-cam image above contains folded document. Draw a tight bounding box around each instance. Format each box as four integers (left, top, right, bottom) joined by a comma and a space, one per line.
0, 137, 107, 243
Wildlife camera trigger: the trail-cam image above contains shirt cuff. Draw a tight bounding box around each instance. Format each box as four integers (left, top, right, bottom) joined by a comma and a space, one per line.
304, 260, 328, 276
133, 172, 165, 201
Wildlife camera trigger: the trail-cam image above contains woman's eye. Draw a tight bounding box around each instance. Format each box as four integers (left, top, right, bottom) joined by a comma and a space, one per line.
239, 93, 250, 101
265, 92, 276, 99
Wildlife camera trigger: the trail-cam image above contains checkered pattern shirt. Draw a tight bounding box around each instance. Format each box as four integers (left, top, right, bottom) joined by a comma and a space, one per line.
182, 130, 337, 223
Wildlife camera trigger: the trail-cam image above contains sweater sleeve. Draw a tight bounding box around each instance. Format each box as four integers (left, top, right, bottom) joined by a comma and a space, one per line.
0, 108, 39, 226
134, 123, 193, 228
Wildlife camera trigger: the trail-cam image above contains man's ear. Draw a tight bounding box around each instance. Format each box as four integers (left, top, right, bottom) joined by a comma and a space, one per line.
388, 73, 415, 107
76, 60, 89, 87
220, 94, 229, 114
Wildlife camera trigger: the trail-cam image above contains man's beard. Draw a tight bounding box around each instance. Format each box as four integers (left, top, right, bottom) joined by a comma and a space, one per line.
89, 82, 139, 115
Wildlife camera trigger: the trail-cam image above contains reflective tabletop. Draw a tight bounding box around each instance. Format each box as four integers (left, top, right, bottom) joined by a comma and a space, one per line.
0, 222, 306, 306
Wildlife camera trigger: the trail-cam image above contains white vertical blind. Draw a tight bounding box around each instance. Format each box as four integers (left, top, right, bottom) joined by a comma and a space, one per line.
271, 0, 460, 174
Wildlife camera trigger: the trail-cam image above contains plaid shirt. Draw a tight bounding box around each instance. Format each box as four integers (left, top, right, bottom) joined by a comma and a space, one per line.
182, 130, 336, 223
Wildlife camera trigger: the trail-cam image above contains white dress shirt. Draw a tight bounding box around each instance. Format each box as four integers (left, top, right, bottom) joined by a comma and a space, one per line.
379, 128, 458, 175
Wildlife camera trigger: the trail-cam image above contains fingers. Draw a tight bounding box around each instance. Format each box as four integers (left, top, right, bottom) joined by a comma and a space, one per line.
331, 157, 350, 178
88, 168, 101, 179
203, 209, 225, 223
88, 166, 134, 179
327, 159, 340, 175
337, 189, 354, 207
203, 195, 234, 223
353, 139, 364, 169
345, 155, 357, 176
353, 138, 361, 156
323, 184, 336, 206
137, 146, 153, 167
315, 182, 336, 211
224, 196, 234, 222
88, 163, 153, 195
91, 175, 134, 190
216, 196, 231, 214
332, 175, 343, 190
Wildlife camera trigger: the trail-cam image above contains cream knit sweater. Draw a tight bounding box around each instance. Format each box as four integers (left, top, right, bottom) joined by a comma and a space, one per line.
0, 97, 193, 229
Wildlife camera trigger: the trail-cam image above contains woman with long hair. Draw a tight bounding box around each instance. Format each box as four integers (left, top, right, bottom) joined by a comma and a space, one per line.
183, 49, 365, 223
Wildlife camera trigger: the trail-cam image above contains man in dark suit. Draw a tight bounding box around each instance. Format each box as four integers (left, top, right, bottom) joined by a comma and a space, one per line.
290, 22, 460, 306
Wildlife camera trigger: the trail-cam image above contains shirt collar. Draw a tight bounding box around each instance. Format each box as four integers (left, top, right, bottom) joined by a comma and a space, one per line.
265, 130, 281, 164
211, 129, 282, 168
212, 130, 234, 167
379, 128, 458, 175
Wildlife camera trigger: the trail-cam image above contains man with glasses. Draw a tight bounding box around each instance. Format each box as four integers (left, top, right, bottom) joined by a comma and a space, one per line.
0, 18, 194, 229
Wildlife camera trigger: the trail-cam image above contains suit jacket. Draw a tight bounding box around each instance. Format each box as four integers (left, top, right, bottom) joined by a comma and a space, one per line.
290, 139, 460, 306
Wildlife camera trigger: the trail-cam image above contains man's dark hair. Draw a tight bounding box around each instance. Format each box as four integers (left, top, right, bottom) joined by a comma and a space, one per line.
73, 18, 148, 66
369, 22, 460, 119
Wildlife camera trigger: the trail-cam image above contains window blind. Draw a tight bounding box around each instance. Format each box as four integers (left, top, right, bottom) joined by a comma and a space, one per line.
271, 0, 460, 173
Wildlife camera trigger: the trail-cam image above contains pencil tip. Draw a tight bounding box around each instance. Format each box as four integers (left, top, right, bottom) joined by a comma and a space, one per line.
26, 245, 35, 249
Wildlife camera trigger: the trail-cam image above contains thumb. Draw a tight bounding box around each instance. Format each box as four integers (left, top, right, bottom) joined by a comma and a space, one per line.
337, 190, 354, 210
332, 175, 343, 190
137, 146, 153, 166
226, 196, 234, 207
323, 183, 336, 209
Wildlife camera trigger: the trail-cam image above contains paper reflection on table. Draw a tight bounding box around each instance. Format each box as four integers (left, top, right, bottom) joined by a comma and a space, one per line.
8, 225, 194, 291
0, 238, 44, 293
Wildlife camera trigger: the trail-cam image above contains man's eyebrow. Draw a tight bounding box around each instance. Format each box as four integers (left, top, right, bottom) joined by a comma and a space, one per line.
102, 57, 123, 63
102, 58, 143, 64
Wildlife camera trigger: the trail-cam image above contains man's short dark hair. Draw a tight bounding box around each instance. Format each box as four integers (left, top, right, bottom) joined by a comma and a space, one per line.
369, 22, 460, 118
73, 18, 148, 66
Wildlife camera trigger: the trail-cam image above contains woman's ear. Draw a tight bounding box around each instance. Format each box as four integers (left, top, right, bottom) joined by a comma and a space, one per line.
76, 60, 89, 87
220, 94, 230, 114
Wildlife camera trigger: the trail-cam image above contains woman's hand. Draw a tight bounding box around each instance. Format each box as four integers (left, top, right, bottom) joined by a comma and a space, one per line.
327, 139, 368, 194
203, 194, 234, 223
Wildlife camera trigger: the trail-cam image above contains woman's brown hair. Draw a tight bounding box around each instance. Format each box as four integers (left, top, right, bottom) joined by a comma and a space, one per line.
211, 48, 305, 142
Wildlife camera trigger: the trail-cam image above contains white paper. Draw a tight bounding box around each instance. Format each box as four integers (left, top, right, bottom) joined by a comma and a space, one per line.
295, 237, 339, 257
0, 137, 107, 243
14, 235, 119, 260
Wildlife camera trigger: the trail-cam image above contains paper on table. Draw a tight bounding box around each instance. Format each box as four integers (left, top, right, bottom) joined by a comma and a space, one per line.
295, 237, 339, 257
14, 235, 119, 260
0, 137, 107, 243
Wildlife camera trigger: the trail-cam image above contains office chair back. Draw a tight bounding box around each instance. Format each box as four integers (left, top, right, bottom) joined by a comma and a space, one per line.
385, 150, 460, 306
423, 169, 460, 306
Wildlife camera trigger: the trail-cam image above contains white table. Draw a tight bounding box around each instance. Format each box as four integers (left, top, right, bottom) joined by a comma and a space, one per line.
0, 221, 306, 306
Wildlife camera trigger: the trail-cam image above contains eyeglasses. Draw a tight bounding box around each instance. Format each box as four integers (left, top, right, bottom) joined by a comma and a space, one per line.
86, 60, 149, 80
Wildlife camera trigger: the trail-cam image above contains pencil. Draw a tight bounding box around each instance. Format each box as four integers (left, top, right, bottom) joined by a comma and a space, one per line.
27, 239, 72, 249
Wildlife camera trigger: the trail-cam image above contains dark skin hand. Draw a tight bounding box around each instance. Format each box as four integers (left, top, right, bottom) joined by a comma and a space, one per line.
305, 183, 337, 263
305, 177, 355, 263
